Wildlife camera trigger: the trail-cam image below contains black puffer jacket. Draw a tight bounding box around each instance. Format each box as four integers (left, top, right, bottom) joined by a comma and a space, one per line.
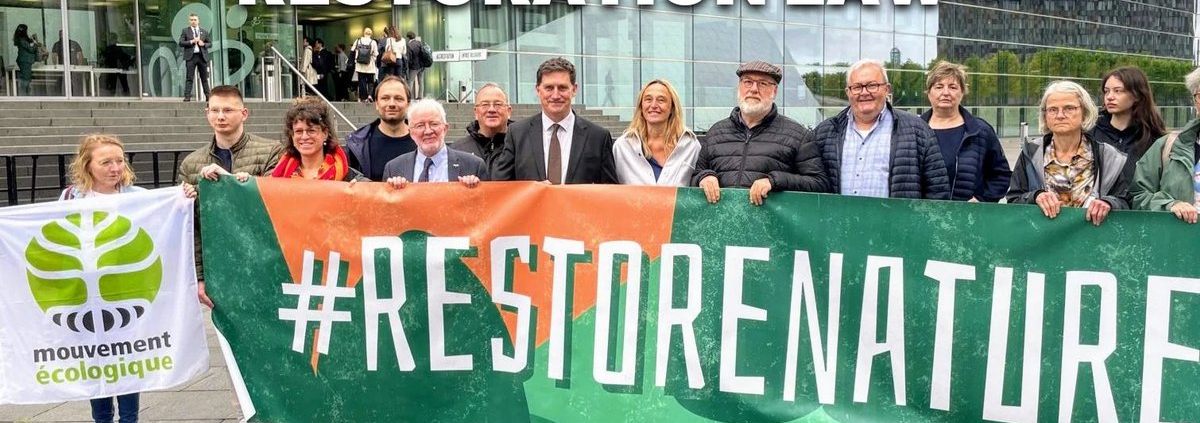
919, 106, 1012, 201
691, 105, 830, 192
814, 104, 950, 199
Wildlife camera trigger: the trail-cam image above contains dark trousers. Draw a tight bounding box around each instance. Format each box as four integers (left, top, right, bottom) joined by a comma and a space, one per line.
183, 54, 210, 100
334, 71, 349, 101
357, 72, 374, 101
90, 393, 139, 423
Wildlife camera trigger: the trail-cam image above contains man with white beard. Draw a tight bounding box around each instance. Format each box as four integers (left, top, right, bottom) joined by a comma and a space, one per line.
812, 59, 949, 199
692, 60, 830, 206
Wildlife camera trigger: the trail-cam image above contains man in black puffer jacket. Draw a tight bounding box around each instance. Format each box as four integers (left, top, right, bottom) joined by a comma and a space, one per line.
692, 60, 830, 206
813, 59, 949, 200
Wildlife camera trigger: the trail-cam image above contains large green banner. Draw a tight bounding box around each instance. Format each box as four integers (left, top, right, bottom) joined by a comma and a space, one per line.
200, 177, 1200, 423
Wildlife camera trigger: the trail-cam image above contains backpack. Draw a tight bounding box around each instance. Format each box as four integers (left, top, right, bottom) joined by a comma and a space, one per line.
355, 40, 372, 65
417, 41, 433, 69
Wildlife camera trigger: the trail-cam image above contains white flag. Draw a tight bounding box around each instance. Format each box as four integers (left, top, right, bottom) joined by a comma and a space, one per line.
0, 187, 209, 404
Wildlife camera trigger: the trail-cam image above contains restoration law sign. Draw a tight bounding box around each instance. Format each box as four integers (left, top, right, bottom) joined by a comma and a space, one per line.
200, 178, 1199, 423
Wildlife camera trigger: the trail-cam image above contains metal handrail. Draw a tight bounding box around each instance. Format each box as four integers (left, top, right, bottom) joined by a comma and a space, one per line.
269, 46, 358, 132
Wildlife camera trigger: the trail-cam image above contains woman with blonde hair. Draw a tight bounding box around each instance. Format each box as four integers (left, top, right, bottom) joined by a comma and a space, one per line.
1007, 80, 1132, 226
920, 60, 1011, 202
60, 134, 144, 200
613, 79, 700, 186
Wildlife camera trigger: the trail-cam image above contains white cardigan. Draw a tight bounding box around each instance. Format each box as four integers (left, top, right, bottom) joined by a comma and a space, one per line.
612, 131, 700, 187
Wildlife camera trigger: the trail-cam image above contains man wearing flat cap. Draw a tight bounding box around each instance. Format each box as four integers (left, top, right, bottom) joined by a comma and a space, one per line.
692, 60, 830, 205
812, 58, 949, 199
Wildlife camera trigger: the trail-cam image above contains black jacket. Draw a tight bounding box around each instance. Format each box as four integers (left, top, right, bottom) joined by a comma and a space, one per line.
451, 119, 513, 170
814, 104, 950, 199
691, 104, 829, 192
1089, 112, 1162, 162
920, 106, 1012, 201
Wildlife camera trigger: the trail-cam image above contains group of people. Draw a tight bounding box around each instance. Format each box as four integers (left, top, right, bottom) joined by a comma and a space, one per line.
329, 26, 431, 103
52, 54, 1200, 422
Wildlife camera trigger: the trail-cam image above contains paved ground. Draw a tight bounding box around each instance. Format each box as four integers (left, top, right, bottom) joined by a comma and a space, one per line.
0, 312, 244, 423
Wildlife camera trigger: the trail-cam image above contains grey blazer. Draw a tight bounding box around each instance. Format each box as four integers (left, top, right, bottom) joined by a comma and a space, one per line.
381, 148, 490, 181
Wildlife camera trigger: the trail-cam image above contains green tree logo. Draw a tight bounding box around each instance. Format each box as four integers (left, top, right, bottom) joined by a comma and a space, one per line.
24, 210, 163, 333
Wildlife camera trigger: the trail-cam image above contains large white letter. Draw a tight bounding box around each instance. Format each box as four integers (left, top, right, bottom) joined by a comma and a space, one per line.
593, 241, 644, 386
784, 252, 842, 404
924, 260, 976, 411
1058, 271, 1118, 423
427, 237, 473, 371
853, 255, 907, 405
490, 236, 532, 373
655, 243, 705, 389
982, 267, 1045, 423
1140, 276, 1200, 423
719, 246, 770, 395
545, 236, 586, 381
362, 236, 415, 371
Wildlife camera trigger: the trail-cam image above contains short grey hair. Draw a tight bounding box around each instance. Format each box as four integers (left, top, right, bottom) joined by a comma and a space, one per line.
476, 83, 508, 102
1185, 67, 1200, 95
407, 98, 447, 123
846, 59, 889, 85
1037, 80, 1098, 134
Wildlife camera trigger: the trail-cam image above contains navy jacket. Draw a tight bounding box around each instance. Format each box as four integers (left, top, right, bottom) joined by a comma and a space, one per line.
920, 106, 1012, 201
813, 104, 950, 199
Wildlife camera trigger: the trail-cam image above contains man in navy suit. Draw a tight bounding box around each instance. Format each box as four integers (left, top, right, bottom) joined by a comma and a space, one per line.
491, 57, 616, 184
383, 98, 488, 188
179, 13, 211, 102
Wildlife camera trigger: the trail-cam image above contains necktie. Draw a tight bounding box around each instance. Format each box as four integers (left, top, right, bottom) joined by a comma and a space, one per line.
418, 157, 433, 182
547, 123, 562, 184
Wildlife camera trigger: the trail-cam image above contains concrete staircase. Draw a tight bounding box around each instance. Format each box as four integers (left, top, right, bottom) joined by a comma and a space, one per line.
0, 100, 629, 204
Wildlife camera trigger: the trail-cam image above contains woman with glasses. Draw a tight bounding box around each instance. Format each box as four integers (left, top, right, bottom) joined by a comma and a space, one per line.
1007, 80, 1131, 226
271, 98, 366, 181
919, 61, 1011, 202
614, 79, 699, 186
1132, 67, 1200, 223
1090, 66, 1167, 161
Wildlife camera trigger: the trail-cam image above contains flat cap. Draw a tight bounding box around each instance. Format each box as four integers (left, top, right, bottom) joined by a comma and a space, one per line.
736, 60, 782, 83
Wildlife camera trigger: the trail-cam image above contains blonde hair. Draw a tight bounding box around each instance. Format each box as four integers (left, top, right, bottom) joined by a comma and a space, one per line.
622, 79, 691, 157
925, 61, 969, 95
68, 134, 135, 193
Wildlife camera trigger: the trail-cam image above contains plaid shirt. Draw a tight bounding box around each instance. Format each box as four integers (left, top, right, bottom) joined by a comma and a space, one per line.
840, 108, 894, 198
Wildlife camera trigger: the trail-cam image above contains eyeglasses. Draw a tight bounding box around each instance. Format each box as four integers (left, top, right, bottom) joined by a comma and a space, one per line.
410, 122, 444, 131
1043, 105, 1080, 116
474, 102, 508, 110
847, 82, 887, 94
291, 128, 323, 137
739, 79, 777, 90
206, 108, 241, 116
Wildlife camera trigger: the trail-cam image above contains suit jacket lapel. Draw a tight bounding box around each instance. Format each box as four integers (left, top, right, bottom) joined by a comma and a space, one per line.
566, 113, 587, 182
530, 117, 547, 181
399, 155, 415, 180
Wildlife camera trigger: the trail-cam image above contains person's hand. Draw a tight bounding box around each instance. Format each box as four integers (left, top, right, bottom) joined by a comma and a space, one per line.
459, 175, 481, 188
699, 176, 720, 204
1170, 201, 1198, 224
347, 179, 358, 189
1034, 191, 1062, 219
386, 176, 409, 189
1084, 198, 1112, 226
968, 197, 980, 203
199, 164, 229, 181
197, 280, 214, 309
234, 172, 250, 182
195, 39, 204, 47
749, 178, 772, 206
181, 182, 197, 199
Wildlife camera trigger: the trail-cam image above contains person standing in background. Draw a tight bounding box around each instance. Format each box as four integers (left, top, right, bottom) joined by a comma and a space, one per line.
179, 13, 212, 102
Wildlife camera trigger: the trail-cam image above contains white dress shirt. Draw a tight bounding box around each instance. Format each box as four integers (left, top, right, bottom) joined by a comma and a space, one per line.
191, 27, 200, 53
541, 111, 575, 182
412, 145, 449, 182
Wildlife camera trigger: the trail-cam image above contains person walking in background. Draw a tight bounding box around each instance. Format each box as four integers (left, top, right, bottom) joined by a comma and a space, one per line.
179, 13, 211, 102
13, 24, 40, 96
379, 27, 404, 80
1090, 66, 1168, 162
312, 38, 335, 100
334, 43, 350, 101
405, 31, 428, 99
1008, 80, 1131, 226
614, 79, 699, 186
353, 28, 378, 102
1131, 67, 1200, 223
298, 37, 317, 96
920, 61, 1011, 202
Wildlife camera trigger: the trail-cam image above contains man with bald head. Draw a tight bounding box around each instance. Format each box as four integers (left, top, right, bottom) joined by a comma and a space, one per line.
452, 83, 513, 169
813, 58, 949, 199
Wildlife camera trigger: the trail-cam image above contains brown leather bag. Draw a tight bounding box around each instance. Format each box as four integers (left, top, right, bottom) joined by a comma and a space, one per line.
381, 40, 397, 65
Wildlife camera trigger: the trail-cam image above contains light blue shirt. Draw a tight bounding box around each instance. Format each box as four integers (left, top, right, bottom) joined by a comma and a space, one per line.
413, 145, 449, 182
840, 108, 894, 198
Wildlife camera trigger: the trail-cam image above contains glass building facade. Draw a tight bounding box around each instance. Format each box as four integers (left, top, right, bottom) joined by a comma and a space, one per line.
1, 0, 1196, 135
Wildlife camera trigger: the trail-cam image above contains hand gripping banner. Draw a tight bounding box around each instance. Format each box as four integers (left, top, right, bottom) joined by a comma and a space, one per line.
200, 177, 1199, 423
0, 187, 210, 404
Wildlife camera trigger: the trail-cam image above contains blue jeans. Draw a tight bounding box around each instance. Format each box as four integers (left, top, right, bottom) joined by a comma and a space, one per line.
90, 393, 139, 423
